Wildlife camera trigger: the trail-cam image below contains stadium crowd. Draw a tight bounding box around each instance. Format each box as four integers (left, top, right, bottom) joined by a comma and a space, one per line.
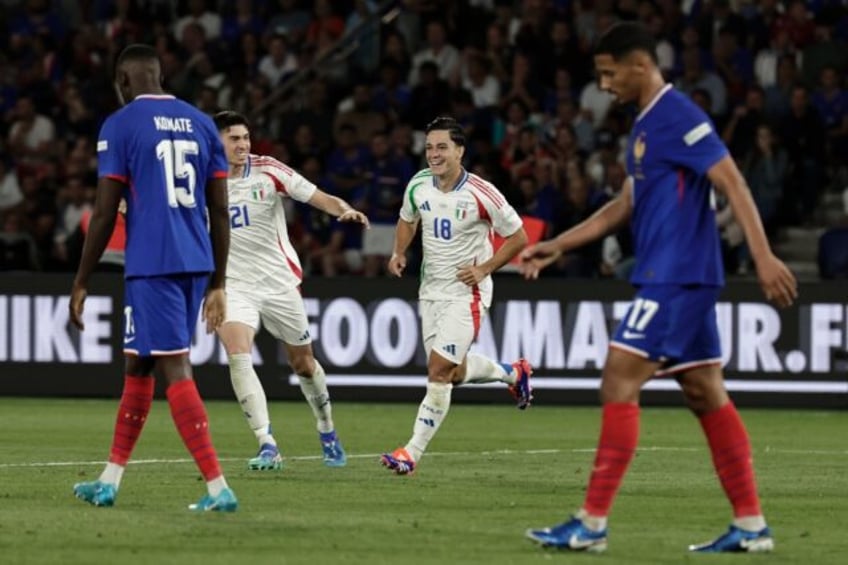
0, 0, 846, 277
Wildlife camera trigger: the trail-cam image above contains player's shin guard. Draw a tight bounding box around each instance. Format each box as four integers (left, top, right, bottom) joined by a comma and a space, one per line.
699, 402, 763, 519
298, 360, 334, 434
583, 402, 640, 517
229, 353, 273, 443
405, 381, 452, 461
108, 375, 155, 466
167, 379, 223, 481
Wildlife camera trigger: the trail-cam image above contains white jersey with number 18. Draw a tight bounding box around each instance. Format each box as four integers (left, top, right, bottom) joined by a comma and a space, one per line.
399, 168, 522, 307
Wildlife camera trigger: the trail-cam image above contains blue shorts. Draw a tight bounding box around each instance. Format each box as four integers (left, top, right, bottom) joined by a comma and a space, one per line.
610, 284, 722, 375
122, 274, 208, 356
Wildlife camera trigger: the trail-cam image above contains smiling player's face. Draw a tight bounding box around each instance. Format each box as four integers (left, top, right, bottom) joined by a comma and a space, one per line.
220, 125, 250, 167
594, 53, 642, 104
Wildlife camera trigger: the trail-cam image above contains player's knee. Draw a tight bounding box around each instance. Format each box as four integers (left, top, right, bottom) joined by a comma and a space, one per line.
289, 354, 315, 377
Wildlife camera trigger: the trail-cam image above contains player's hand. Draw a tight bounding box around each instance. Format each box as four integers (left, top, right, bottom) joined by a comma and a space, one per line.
339, 209, 370, 228
755, 253, 798, 308
388, 252, 406, 277
202, 287, 226, 333
518, 240, 562, 280
69, 283, 87, 331
456, 264, 488, 286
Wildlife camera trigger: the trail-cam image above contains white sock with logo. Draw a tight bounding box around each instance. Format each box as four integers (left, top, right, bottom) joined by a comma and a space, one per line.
298, 360, 334, 434
229, 353, 275, 446
462, 353, 515, 385
405, 382, 452, 461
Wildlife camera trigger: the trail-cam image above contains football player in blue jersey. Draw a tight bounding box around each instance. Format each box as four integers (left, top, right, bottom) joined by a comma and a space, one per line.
69, 44, 237, 512
521, 23, 796, 553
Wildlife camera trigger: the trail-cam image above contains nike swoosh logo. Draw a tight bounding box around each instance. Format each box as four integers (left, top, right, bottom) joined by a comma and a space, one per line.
123, 336, 136, 344
622, 330, 645, 339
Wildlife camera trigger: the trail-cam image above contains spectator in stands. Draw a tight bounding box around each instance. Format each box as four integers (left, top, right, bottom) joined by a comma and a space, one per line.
265, 0, 311, 44
6, 95, 57, 174
334, 82, 387, 146
0, 210, 41, 271
407, 60, 452, 130
0, 160, 23, 213
408, 19, 459, 86
324, 124, 369, 205
779, 84, 826, 224
722, 85, 766, 159
220, 0, 265, 51
741, 123, 788, 237
258, 33, 297, 87
361, 130, 414, 277
676, 46, 728, 117
173, 0, 221, 42
810, 66, 848, 170
372, 59, 412, 126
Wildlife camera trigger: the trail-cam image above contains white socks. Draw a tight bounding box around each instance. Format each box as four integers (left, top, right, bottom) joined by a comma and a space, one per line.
229, 353, 275, 446
734, 516, 767, 532
99, 462, 125, 488
462, 354, 515, 385
405, 382, 453, 461
207, 476, 229, 497
298, 360, 334, 434
576, 508, 608, 532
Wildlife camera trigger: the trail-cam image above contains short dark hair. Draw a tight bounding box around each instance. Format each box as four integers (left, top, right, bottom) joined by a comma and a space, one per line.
213, 110, 249, 131
116, 44, 159, 67
425, 116, 466, 146
594, 22, 658, 64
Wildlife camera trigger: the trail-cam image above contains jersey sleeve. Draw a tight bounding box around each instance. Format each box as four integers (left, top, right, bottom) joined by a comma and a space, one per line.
399, 176, 424, 223
96, 114, 129, 183
665, 105, 729, 175
468, 179, 523, 237
258, 156, 317, 203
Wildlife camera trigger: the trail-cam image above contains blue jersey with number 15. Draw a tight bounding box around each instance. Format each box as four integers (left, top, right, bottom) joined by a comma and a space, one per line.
626, 85, 728, 287
96, 94, 228, 278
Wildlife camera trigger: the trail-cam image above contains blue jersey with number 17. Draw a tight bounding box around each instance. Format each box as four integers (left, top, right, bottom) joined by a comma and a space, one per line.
626, 85, 728, 287
96, 94, 228, 278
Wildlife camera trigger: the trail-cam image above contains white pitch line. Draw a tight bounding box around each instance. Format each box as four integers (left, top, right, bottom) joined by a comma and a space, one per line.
1, 445, 846, 469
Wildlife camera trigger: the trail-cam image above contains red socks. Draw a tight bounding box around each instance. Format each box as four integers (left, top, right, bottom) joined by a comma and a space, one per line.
108, 375, 155, 466
699, 402, 762, 517
167, 379, 222, 481
583, 402, 640, 516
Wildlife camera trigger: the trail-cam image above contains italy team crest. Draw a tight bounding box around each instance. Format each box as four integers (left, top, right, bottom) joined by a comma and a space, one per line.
455, 201, 471, 220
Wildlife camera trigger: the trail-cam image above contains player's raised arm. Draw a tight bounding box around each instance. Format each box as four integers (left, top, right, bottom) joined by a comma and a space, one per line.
519, 178, 633, 280
708, 156, 797, 307
69, 177, 123, 330
307, 189, 370, 228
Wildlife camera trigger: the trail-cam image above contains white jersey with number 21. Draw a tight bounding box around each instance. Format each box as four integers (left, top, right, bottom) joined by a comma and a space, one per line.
226, 154, 316, 289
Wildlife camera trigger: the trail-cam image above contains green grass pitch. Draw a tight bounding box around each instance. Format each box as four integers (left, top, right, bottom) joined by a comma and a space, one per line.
0, 397, 845, 564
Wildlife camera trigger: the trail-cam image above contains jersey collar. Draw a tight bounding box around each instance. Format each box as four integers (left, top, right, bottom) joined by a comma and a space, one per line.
432, 168, 468, 192
134, 94, 177, 100
635, 84, 672, 123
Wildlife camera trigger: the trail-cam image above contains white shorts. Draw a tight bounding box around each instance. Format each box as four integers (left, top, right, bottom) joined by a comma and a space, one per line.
224, 283, 312, 345
419, 299, 486, 364
362, 224, 395, 257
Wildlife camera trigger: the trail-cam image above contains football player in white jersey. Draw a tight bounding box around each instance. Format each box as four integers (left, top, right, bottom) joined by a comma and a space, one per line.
380, 116, 534, 475
214, 111, 369, 470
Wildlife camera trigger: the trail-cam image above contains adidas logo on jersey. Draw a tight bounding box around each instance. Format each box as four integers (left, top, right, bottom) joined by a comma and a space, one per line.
298, 330, 310, 341
420, 201, 431, 211
442, 344, 456, 356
